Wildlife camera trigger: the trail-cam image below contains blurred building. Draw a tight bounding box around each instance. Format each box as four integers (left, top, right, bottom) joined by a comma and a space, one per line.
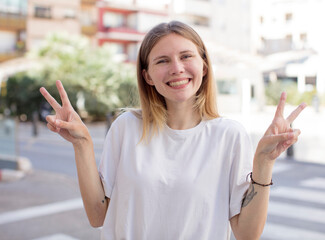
0, 0, 98, 82
253, 0, 325, 94
170, 0, 264, 113
0, 0, 27, 62
3, 0, 324, 113
80, 0, 98, 46
26, 0, 81, 50
96, 0, 170, 62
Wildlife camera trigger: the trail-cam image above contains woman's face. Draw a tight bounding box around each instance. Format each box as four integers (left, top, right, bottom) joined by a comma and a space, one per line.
143, 33, 206, 107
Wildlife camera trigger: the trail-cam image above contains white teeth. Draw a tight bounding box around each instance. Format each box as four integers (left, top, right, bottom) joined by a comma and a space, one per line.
169, 79, 189, 87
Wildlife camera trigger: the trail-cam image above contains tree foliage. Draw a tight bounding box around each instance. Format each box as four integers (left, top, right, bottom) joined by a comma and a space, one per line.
265, 80, 316, 106
5, 33, 139, 120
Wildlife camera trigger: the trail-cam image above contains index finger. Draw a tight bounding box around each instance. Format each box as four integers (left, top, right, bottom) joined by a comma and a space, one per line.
286, 102, 307, 123
56, 80, 71, 107
274, 92, 287, 119
40, 87, 61, 111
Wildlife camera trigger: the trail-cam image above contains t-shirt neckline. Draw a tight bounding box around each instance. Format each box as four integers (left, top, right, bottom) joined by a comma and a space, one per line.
163, 119, 207, 139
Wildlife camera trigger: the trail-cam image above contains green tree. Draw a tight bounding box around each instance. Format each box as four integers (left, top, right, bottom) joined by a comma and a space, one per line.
265, 80, 316, 106
6, 33, 139, 120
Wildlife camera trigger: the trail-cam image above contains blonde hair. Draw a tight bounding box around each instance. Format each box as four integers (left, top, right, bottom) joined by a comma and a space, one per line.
137, 21, 219, 142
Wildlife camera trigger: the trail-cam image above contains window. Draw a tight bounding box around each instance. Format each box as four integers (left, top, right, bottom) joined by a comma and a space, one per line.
103, 12, 124, 28
0, 0, 27, 14
191, 16, 210, 27
251, 85, 255, 99
217, 79, 237, 95
193, 19, 209, 27
260, 16, 264, 24
64, 9, 76, 19
305, 76, 316, 86
34, 6, 51, 19
300, 33, 307, 42
285, 13, 292, 23
286, 34, 292, 42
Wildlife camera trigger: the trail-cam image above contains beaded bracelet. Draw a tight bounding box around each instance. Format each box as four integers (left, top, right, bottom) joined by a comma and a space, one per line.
248, 172, 273, 187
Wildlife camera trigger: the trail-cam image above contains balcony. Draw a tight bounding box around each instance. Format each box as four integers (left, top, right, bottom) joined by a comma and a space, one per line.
0, 51, 24, 63
0, 12, 26, 31
81, 25, 97, 36
81, 0, 97, 5
98, 27, 145, 42
0, 39, 26, 63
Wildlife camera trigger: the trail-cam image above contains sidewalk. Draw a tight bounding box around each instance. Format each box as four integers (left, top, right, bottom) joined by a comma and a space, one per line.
0, 155, 32, 182
0, 116, 32, 182
0, 169, 100, 240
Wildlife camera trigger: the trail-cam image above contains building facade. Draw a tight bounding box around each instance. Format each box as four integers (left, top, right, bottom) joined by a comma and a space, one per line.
171, 0, 264, 113
96, 0, 170, 62
4, 0, 323, 112
252, 0, 325, 94
0, 0, 27, 62
26, 0, 81, 51
80, 0, 98, 46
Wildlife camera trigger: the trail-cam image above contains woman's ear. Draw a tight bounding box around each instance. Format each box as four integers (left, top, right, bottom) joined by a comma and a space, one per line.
203, 65, 208, 77
142, 69, 154, 86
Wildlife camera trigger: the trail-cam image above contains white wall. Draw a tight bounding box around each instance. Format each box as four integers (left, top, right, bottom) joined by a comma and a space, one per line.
0, 31, 17, 53
137, 12, 168, 32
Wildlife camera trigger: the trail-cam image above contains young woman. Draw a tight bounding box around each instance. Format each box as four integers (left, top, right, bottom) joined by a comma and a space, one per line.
40, 21, 306, 240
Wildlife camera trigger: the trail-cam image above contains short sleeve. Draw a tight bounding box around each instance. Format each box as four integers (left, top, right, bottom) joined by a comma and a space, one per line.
98, 120, 122, 199
228, 124, 253, 219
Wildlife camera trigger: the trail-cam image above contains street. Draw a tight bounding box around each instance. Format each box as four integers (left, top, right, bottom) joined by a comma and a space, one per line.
0, 121, 325, 240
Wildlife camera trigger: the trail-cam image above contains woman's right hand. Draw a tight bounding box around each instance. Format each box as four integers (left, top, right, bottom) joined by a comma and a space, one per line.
40, 80, 90, 146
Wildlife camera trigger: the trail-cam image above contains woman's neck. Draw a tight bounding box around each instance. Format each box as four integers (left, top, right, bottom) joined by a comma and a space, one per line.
166, 101, 201, 130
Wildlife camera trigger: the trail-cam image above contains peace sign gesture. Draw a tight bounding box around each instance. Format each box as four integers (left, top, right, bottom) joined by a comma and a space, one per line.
40, 80, 90, 145
255, 92, 307, 162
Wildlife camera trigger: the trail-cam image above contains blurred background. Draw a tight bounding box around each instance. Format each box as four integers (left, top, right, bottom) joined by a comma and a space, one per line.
0, 0, 324, 239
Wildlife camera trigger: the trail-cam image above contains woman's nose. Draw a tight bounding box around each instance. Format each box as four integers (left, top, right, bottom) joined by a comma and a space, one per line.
169, 59, 184, 75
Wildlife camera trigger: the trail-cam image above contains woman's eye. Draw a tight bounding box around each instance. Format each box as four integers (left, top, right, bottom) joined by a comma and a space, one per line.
156, 59, 168, 64
182, 54, 192, 60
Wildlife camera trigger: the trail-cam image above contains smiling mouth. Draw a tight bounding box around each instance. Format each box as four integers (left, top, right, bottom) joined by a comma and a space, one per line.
167, 79, 191, 87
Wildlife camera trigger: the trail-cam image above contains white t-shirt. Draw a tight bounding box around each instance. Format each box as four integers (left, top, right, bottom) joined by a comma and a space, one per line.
99, 111, 253, 240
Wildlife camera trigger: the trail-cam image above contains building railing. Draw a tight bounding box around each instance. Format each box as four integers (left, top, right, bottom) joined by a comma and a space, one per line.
0, 51, 25, 63
81, 25, 97, 36
81, 0, 97, 5
101, 26, 140, 34
0, 12, 26, 31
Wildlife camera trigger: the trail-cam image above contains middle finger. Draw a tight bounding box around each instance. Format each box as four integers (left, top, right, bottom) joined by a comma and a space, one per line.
40, 87, 61, 111
56, 80, 71, 107
286, 103, 307, 124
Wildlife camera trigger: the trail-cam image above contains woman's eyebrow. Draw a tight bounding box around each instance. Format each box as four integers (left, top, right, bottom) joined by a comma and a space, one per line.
153, 55, 168, 61
180, 50, 194, 54
153, 50, 195, 61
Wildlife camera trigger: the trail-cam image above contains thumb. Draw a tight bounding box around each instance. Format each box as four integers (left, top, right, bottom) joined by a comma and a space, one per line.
266, 129, 301, 144
263, 132, 294, 145
55, 119, 72, 130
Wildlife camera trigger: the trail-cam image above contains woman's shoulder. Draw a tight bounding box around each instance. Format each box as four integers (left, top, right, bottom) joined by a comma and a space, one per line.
207, 117, 248, 135
112, 109, 142, 127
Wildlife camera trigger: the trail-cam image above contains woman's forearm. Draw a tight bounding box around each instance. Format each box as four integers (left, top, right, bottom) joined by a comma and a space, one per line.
73, 137, 109, 228
230, 158, 274, 240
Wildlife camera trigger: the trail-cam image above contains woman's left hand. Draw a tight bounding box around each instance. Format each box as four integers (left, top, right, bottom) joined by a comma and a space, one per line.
255, 92, 307, 162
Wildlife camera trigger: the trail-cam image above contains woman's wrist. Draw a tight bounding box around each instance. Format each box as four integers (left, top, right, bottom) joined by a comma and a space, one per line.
252, 156, 274, 185
248, 172, 273, 187
72, 133, 93, 150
